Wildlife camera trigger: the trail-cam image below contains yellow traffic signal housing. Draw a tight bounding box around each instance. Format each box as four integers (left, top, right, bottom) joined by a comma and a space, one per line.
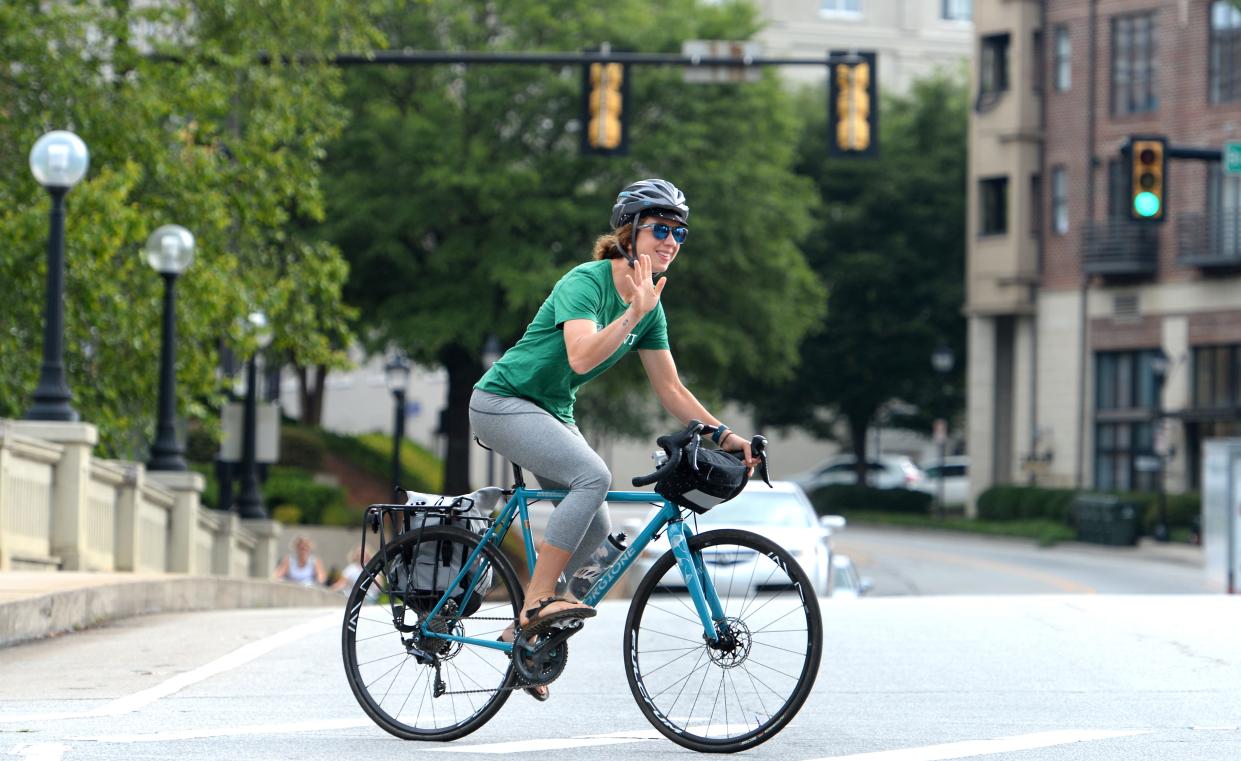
828, 51, 878, 157
1128, 136, 1167, 222
581, 60, 629, 155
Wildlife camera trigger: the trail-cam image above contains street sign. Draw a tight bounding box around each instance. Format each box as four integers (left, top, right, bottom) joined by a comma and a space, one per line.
681, 40, 763, 84
219, 402, 281, 463
1226, 141, 1241, 175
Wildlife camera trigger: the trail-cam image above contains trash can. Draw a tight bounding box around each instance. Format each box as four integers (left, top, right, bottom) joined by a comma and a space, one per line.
1071, 494, 1140, 546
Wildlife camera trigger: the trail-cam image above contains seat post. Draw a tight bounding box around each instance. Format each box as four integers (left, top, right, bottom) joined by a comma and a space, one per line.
510, 462, 526, 489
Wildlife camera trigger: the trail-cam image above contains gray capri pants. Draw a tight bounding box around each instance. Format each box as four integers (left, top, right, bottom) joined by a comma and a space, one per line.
468, 389, 611, 580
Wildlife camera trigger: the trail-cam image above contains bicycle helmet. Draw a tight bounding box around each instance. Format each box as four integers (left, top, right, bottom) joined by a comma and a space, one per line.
609, 179, 689, 266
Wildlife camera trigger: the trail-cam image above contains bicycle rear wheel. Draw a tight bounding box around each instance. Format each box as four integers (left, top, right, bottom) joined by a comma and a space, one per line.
342, 524, 522, 741
624, 528, 822, 753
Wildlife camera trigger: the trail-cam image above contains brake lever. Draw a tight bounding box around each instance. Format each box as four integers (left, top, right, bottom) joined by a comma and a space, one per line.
750, 435, 772, 487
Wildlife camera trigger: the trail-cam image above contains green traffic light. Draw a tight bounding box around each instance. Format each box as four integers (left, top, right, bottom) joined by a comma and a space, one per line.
1134, 191, 1161, 218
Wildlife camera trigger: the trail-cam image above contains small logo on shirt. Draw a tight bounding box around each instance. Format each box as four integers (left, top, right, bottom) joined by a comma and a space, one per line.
624, 333, 638, 346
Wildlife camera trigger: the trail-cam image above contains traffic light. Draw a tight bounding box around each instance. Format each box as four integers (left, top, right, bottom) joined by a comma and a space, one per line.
1128, 136, 1167, 222
581, 60, 629, 156
828, 51, 878, 157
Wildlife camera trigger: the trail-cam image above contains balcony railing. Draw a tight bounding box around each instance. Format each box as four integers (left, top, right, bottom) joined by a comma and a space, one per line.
1177, 211, 1241, 269
1082, 220, 1159, 277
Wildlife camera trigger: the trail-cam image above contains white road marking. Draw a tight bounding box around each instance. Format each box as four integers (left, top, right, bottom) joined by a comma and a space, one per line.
80, 719, 374, 743
11, 744, 68, 761
804, 729, 1150, 761
0, 612, 338, 724
425, 724, 752, 753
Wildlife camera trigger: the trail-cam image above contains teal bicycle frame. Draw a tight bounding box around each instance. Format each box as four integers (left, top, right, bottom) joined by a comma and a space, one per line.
412, 487, 726, 656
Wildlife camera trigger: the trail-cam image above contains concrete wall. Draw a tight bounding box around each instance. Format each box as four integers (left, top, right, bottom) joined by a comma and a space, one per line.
0, 420, 280, 580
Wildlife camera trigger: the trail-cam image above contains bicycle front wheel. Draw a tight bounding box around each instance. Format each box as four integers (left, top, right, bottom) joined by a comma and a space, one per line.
342, 524, 523, 741
624, 528, 823, 753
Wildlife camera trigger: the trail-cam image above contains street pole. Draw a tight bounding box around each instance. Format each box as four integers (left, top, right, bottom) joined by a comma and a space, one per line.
937, 421, 947, 519
26, 131, 89, 422
391, 389, 405, 492
235, 353, 266, 519
148, 272, 187, 470
27, 187, 78, 422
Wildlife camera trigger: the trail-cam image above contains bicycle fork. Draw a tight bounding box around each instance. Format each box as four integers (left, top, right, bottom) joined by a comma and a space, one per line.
667, 521, 727, 644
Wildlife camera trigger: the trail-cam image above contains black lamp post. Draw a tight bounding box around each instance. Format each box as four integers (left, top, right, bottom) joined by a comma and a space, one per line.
235, 311, 272, 519
1150, 348, 1171, 543
481, 335, 502, 486
384, 353, 411, 495
145, 225, 195, 471
931, 343, 955, 518
25, 130, 90, 422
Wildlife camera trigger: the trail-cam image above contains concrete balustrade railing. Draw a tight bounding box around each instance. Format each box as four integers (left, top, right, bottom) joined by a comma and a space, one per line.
0, 420, 280, 578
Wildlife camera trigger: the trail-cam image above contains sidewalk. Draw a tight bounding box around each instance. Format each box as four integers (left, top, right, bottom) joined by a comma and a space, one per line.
0, 571, 342, 648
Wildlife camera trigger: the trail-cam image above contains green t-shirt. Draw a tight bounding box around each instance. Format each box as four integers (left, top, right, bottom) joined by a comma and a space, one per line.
476, 259, 669, 424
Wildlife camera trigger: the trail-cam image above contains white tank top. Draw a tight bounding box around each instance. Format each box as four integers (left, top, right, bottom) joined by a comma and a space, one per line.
286, 554, 318, 585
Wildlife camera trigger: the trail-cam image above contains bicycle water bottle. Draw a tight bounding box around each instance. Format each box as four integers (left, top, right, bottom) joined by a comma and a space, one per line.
568, 531, 628, 599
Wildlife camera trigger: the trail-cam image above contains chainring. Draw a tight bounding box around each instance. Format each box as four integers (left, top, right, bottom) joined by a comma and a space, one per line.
512, 625, 576, 685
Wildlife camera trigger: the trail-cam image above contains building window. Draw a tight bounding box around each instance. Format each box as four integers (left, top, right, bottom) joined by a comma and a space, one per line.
1032, 30, 1044, 92
1112, 12, 1158, 115
980, 177, 1008, 236
1095, 350, 1161, 492
1030, 174, 1043, 237
1193, 344, 1241, 409
942, 0, 971, 22
1208, 163, 1241, 258
1107, 159, 1126, 220
820, 0, 860, 15
1051, 166, 1069, 235
1212, 1, 1241, 103
1054, 25, 1071, 91
980, 34, 1010, 98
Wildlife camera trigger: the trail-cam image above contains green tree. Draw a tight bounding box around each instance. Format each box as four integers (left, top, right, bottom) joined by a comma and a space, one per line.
756, 69, 969, 484
322, 0, 824, 492
0, 1, 374, 456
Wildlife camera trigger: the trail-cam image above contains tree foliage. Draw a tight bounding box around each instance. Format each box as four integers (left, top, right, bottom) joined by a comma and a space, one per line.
322, 0, 824, 491
755, 69, 969, 481
0, 1, 374, 456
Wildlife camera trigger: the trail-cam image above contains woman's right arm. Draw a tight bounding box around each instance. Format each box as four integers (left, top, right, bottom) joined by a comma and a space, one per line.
563, 254, 665, 374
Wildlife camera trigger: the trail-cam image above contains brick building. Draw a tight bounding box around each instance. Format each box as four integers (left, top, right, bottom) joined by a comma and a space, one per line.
966, 0, 1241, 510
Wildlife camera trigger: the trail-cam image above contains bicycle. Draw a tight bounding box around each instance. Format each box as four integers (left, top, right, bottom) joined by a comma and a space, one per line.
341, 421, 823, 753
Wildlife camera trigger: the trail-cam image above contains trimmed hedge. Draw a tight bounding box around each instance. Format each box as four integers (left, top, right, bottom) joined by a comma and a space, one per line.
976, 485, 1078, 523
321, 429, 442, 494
279, 426, 327, 470
808, 485, 933, 515
263, 466, 348, 525
975, 485, 1201, 536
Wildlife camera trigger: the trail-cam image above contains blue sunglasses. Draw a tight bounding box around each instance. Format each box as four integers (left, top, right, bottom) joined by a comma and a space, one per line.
637, 222, 689, 244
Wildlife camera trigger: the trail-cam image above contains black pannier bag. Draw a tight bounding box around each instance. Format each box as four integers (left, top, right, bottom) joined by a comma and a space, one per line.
656, 445, 749, 514
388, 487, 501, 616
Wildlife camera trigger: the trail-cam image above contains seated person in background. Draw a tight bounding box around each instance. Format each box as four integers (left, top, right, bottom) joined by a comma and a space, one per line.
332, 545, 375, 599
274, 535, 325, 586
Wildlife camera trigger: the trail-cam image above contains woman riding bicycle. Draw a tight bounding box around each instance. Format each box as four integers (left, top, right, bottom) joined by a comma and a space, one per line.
470, 179, 758, 674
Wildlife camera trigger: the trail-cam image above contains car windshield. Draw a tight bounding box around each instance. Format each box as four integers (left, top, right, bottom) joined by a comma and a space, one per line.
697, 493, 814, 528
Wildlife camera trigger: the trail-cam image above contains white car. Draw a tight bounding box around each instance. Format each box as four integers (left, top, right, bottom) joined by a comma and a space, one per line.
790, 454, 926, 493
915, 456, 970, 506
829, 554, 874, 599
628, 481, 843, 597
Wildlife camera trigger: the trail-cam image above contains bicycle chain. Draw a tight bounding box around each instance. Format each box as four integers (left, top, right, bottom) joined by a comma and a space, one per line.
417, 615, 568, 696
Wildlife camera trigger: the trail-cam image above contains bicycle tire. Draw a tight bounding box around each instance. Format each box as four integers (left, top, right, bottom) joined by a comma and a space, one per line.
623, 528, 822, 753
342, 524, 523, 741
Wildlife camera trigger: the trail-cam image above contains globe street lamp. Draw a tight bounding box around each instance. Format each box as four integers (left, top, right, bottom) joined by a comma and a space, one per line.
1150, 348, 1171, 543
930, 344, 955, 518
481, 335, 503, 486
145, 226, 195, 471
384, 353, 412, 495
235, 311, 273, 519
26, 130, 90, 422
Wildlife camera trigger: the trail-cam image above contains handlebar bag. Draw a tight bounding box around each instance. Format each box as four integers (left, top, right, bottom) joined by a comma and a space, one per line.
656, 446, 749, 514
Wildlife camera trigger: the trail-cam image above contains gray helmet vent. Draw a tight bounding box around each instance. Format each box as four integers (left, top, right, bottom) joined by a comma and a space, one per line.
610, 178, 689, 229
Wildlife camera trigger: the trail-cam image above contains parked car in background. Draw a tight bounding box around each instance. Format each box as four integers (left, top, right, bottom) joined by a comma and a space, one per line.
829, 554, 873, 599
629, 481, 842, 596
790, 454, 926, 494
915, 456, 970, 506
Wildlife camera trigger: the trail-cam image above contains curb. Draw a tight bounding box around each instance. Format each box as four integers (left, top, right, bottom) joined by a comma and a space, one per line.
0, 577, 343, 648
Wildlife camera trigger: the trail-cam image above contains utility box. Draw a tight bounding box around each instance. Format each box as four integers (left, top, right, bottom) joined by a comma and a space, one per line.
1201, 439, 1241, 593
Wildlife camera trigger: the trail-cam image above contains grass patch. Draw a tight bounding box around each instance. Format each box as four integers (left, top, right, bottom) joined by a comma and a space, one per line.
839, 510, 1078, 547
